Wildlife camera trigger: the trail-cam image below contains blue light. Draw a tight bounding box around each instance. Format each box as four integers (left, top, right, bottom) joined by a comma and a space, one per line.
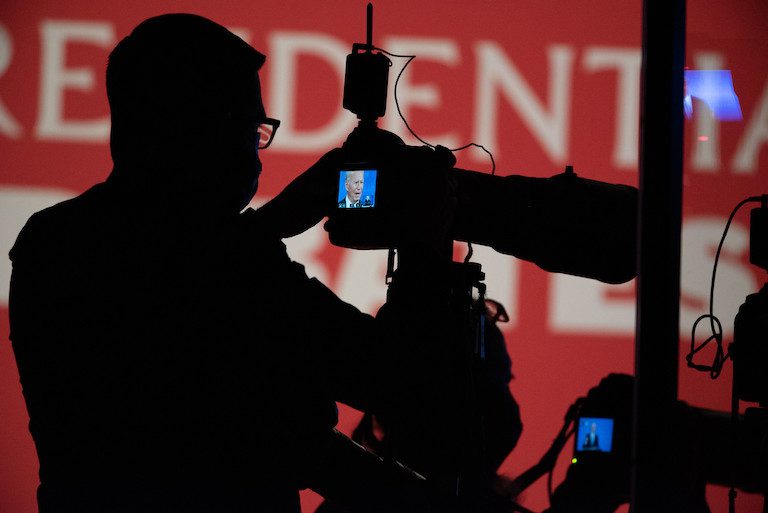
575, 417, 614, 453
684, 70, 743, 121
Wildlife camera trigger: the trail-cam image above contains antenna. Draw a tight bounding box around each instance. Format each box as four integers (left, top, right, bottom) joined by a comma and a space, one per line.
366, 3, 373, 50
342, 2, 391, 122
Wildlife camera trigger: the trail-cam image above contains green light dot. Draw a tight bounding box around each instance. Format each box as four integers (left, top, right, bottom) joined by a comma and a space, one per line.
571, 457, 578, 464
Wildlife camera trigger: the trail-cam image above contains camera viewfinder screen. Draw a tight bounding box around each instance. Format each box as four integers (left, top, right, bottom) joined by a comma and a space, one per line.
338, 169, 377, 209
575, 417, 614, 453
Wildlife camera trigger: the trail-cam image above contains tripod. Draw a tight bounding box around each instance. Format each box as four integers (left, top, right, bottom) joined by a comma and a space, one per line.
384, 244, 523, 508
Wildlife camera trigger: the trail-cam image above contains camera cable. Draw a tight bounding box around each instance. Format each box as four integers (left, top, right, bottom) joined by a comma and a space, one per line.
373, 47, 497, 176
687, 195, 764, 378
374, 47, 499, 264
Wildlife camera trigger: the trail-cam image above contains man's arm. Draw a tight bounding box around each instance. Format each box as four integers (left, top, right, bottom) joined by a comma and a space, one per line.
239, 211, 452, 414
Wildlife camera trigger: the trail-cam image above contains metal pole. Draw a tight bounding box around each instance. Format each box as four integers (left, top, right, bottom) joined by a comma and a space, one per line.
632, 0, 686, 512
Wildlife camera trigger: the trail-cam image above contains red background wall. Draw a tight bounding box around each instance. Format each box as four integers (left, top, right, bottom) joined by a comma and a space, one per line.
1, 1, 766, 511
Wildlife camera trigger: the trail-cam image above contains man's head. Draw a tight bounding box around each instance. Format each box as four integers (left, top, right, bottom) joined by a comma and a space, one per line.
345, 171, 364, 204
107, 14, 268, 213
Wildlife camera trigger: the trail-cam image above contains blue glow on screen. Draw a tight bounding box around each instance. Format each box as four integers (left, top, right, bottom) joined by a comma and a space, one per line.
337, 169, 377, 208
575, 417, 614, 453
684, 70, 742, 121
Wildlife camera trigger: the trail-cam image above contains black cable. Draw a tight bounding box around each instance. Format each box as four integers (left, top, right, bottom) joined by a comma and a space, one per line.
547, 465, 554, 505
547, 427, 574, 504
374, 47, 497, 175
374, 47, 494, 263
729, 358, 739, 513
464, 242, 474, 264
509, 403, 578, 505
687, 196, 763, 378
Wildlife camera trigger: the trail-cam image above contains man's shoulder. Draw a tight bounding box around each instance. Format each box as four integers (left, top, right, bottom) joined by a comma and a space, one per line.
10, 183, 109, 263
22, 182, 108, 225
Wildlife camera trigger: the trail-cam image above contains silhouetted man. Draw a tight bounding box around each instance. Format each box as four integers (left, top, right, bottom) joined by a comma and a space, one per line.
9, 14, 453, 513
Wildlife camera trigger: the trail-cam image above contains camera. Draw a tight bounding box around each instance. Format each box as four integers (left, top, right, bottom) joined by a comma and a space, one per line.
546, 374, 767, 513
323, 4, 639, 285
734, 198, 768, 405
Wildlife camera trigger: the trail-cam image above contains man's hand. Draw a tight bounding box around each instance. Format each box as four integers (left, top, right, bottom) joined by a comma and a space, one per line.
248, 147, 346, 238
248, 142, 457, 252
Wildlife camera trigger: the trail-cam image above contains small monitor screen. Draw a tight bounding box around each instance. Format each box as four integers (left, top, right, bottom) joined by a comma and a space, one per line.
575, 417, 614, 453
338, 169, 377, 209
683, 70, 742, 121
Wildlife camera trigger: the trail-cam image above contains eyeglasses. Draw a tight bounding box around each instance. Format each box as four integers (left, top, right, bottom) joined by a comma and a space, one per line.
257, 117, 281, 150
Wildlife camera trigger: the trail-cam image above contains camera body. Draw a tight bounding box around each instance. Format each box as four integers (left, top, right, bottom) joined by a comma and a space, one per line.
570, 374, 633, 470
550, 374, 767, 513
325, 126, 445, 251
735, 201, 768, 405
734, 282, 768, 405
325, 129, 640, 284
750, 203, 768, 271
547, 374, 634, 513
327, 8, 639, 284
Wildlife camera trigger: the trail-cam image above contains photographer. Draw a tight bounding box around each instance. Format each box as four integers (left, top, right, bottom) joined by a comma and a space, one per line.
8, 14, 456, 513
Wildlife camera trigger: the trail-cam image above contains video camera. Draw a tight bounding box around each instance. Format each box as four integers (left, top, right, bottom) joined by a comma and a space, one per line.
542, 373, 767, 513
546, 201, 768, 513
324, 4, 639, 285
734, 197, 768, 406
